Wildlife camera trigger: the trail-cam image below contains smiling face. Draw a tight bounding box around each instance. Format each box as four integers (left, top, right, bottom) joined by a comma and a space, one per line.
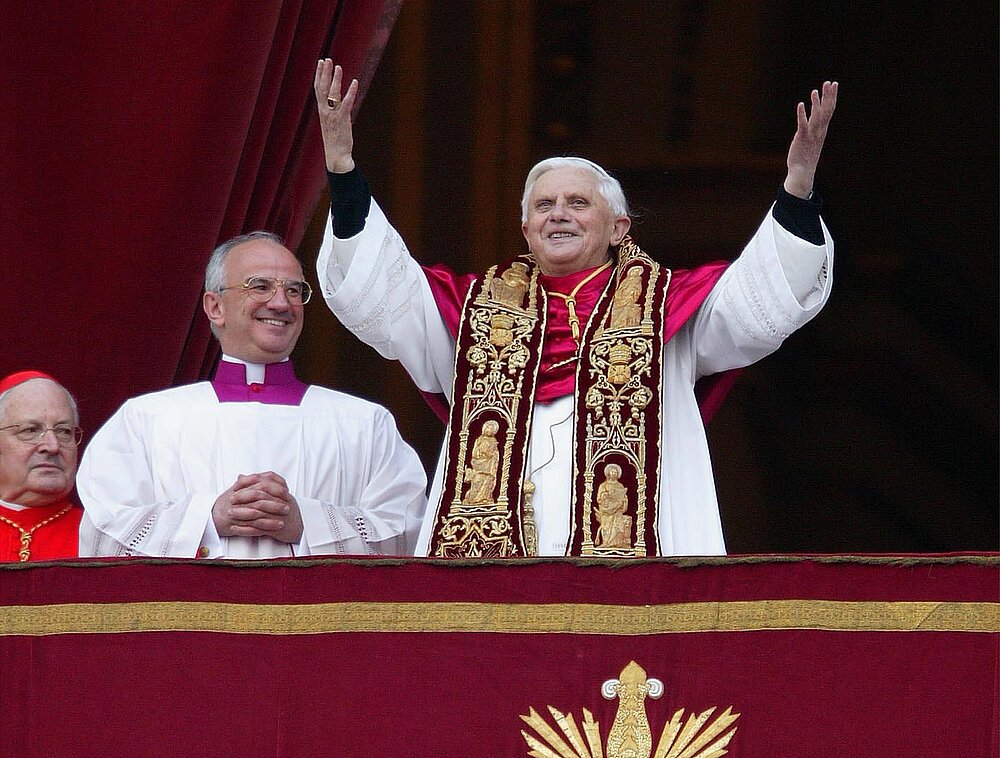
202, 238, 305, 364
0, 380, 78, 507
521, 166, 631, 276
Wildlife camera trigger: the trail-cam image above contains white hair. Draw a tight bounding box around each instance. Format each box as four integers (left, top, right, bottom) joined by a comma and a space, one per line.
520, 157, 630, 223
0, 378, 79, 426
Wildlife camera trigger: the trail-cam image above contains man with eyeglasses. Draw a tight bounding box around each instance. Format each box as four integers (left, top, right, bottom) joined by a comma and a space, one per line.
76, 231, 426, 558
0, 371, 84, 561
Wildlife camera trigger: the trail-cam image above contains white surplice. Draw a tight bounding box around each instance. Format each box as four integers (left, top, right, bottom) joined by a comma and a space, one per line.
77, 373, 427, 558
317, 200, 832, 556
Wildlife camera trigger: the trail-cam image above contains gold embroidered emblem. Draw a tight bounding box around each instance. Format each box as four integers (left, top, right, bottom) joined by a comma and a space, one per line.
606, 342, 633, 385
490, 312, 515, 347
520, 661, 741, 758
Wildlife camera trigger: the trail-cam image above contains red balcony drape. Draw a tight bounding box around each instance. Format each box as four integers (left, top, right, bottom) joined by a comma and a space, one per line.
1, 554, 997, 756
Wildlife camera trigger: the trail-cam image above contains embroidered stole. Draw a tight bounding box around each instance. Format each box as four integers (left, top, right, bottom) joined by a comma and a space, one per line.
428, 238, 670, 557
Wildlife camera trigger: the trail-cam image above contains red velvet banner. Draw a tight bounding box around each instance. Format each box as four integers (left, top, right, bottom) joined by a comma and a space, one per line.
1, 555, 997, 756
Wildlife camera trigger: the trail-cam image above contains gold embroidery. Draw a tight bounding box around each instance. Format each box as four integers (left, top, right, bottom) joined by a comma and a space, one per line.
594, 464, 632, 549
521, 661, 741, 758
436, 242, 670, 558
573, 243, 671, 558
489, 260, 530, 308
580, 335, 656, 556
432, 260, 543, 557
462, 420, 500, 505
522, 480, 538, 557
609, 265, 644, 329
606, 342, 633, 385
3, 600, 997, 637
606, 661, 658, 757
489, 312, 514, 347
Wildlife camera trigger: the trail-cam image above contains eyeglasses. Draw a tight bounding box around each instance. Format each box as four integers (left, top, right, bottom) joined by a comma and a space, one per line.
0, 423, 83, 447
218, 276, 312, 305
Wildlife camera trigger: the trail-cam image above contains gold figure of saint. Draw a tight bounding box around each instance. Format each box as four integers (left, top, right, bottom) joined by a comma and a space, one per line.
594, 463, 632, 549
462, 420, 501, 505
489, 261, 530, 309
609, 266, 643, 329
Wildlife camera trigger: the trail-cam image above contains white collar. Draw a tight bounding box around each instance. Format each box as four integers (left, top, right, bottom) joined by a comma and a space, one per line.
220, 355, 289, 385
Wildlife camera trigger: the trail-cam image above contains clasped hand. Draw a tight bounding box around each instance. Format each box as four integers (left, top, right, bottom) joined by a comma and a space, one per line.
212, 472, 303, 544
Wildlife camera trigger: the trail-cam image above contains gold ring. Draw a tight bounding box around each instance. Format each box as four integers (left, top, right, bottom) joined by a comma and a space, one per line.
327, 97, 341, 109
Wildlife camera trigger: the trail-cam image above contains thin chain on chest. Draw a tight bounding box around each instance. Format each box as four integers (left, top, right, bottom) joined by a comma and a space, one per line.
545, 260, 613, 342
0, 505, 72, 561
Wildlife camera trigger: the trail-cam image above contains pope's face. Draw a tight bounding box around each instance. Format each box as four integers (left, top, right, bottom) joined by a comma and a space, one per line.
521, 167, 630, 276
203, 239, 305, 364
0, 380, 78, 507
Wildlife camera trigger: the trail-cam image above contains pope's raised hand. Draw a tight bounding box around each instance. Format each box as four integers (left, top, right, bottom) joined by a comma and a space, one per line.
315, 59, 359, 174
784, 81, 839, 199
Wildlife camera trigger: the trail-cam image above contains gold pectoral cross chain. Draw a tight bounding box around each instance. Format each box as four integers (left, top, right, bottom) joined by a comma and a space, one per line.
0, 505, 72, 561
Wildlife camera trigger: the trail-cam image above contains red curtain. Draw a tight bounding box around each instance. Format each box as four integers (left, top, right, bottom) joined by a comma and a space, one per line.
0, 0, 399, 434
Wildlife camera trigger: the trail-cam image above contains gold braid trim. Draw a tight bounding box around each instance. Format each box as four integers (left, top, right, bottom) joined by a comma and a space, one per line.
3, 599, 996, 637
